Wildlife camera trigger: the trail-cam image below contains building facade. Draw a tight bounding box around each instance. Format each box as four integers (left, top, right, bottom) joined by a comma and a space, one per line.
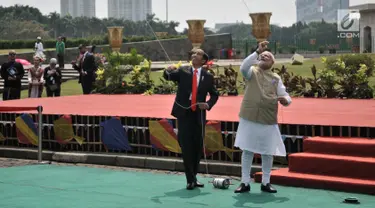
108, 0, 152, 21
296, 0, 349, 24
350, 4, 375, 53
60, 0, 96, 18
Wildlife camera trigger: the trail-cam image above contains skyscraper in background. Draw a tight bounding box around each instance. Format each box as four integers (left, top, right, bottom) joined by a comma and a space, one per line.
296, 0, 349, 23
108, 0, 152, 21
60, 0, 96, 18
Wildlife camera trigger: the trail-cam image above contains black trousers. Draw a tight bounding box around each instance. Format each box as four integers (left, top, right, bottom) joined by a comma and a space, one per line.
46, 87, 61, 97
177, 110, 205, 184
57, 54, 64, 69
81, 76, 93, 95
3, 87, 21, 101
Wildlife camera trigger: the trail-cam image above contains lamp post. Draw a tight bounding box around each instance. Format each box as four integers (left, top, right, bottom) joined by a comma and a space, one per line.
166, 0, 168, 22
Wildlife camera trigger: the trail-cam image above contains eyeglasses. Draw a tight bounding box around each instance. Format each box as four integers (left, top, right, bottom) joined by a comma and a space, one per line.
9, 53, 16, 56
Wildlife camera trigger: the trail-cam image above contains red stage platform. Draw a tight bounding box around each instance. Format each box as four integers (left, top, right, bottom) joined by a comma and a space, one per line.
0, 94, 374, 127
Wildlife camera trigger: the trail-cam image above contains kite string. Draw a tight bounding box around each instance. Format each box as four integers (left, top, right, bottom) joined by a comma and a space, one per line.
173, 102, 211, 176
241, 0, 251, 13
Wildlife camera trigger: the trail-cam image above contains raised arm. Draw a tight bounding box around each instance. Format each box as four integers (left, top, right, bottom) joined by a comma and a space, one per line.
277, 79, 292, 106
163, 66, 181, 82
240, 51, 259, 80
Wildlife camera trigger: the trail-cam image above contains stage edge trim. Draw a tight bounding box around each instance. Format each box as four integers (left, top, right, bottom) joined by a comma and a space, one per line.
0, 147, 284, 177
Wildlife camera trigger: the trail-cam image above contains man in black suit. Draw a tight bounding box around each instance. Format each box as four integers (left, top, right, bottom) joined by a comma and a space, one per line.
72, 44, 96, 94
163, 48, 219, 190
1, 50, 25, 100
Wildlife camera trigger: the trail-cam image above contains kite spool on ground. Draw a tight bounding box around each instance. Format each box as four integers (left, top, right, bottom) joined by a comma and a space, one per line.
344, 197, 360, 204
209, 178, 233, 189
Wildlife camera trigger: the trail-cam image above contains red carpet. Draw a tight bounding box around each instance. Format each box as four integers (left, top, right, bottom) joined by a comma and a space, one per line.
0, 95, 375, 127
303, 137, 375, 157
255, 137, 375, 195
255, 168, 375, 195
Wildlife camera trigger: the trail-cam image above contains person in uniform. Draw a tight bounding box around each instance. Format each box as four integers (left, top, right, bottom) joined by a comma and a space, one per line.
234, 41, 292, 194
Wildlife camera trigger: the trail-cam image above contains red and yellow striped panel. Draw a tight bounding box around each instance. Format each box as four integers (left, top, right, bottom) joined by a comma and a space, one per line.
15, 114, 38, 146
149, 119, 181, 154
54, 115, 85, 145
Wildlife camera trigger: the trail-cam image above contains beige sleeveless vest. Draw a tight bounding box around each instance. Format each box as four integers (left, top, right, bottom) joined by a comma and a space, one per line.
239, 66, 280, 125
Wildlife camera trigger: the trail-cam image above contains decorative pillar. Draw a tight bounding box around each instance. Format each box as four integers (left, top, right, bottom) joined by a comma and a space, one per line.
186, 19, 206, 49
249, 13, 272, 42
107, 26, 124, 52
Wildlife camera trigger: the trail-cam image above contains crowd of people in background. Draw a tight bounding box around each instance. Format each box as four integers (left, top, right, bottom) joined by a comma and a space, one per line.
0, 36, 97, 101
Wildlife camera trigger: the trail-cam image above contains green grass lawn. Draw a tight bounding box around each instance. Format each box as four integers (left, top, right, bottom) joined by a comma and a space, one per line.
27, 79, 82, 98
0, 48, 54, 54
0, 79, 82, 99
211, 55, 375, 94
3, 54, 375, 99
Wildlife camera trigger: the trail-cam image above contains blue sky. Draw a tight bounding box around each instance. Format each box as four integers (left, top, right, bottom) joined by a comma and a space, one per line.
1, 0, 373, 31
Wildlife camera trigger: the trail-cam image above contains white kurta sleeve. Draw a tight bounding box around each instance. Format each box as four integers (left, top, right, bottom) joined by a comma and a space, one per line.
277, 79, 292, 106
240, 52, 259, 80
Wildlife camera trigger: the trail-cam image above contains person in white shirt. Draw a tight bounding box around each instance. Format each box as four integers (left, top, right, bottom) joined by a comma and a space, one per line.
234, 41, 292, 194
28, 56, 45, 98
34, 37, 45, 63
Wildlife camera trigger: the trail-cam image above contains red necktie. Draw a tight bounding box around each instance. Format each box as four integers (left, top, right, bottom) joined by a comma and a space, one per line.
191, 69, 198, 111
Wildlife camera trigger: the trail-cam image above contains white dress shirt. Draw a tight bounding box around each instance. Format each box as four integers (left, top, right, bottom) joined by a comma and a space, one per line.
192, 67, 202, 86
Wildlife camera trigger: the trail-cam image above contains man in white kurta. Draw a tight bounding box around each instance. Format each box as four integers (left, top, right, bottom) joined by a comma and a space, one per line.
234, 41, 291, 194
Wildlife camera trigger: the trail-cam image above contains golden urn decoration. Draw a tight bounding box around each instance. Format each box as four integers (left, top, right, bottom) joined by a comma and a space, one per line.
107, 26, 124, 52
186, 19, 206, 49
249, 13, 272, 42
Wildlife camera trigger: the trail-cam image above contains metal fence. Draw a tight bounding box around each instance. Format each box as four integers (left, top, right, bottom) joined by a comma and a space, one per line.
0, 113, 374, 165
231, 37, 364, 59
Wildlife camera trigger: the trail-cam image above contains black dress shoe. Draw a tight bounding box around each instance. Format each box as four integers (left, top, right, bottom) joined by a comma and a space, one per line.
261, 183, 277, 193
234, 183, 250, 193
194, 181, 204, 188
186, 183, 195, 190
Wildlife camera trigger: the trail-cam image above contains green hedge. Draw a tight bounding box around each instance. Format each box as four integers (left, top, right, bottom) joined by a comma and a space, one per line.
0, 35, 186, 50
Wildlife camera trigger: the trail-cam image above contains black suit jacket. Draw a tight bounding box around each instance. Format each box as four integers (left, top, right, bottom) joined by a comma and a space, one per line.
43, 66, 62, 86
163, 66, 219, 121
72, 52, 97, 83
